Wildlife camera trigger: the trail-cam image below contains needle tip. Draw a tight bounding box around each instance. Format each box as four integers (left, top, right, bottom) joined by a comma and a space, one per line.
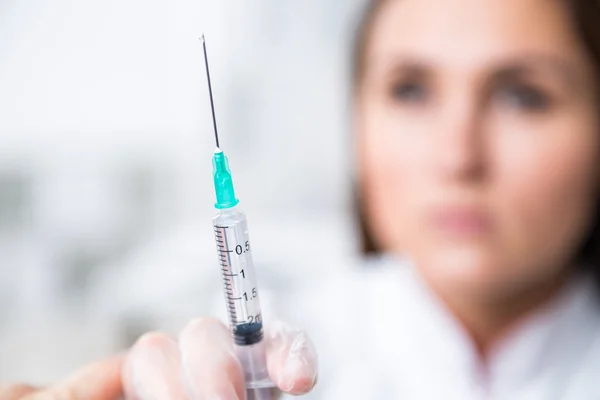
200, 34, 205, 43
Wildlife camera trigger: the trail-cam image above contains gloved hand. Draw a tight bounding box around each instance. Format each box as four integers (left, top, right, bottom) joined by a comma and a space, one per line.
1, 318, 318, 400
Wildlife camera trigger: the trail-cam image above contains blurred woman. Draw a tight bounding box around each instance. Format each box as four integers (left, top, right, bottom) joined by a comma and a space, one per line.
5, 0, 600, 398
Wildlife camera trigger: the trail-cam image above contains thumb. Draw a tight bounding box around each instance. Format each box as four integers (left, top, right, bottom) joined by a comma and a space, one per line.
266, 321, 318, 395
24, 355, 125, 400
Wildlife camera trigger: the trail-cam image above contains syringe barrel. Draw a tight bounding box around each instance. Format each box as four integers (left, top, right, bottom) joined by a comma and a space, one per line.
213, 207, 273, 389
247, 388, 274, 400
238, 340, 273, 390
213, 207, 264, 343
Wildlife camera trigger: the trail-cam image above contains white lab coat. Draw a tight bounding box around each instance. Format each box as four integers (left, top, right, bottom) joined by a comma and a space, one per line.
290, 256, 600, 400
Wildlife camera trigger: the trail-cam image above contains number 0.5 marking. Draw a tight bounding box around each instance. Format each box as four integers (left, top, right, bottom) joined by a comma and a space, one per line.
235, 241, 251, 255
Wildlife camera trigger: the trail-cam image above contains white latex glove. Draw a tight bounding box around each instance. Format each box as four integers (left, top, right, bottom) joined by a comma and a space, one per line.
1, 318, 318, 400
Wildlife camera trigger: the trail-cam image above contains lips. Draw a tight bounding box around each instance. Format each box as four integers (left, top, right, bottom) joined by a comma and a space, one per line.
429, 206, 493, 238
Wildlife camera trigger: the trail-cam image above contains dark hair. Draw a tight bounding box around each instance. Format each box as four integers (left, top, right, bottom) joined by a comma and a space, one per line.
353, 0, 600, 271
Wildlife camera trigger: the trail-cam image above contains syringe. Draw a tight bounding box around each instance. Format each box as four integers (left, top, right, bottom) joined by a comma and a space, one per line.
201, 34, 274, 400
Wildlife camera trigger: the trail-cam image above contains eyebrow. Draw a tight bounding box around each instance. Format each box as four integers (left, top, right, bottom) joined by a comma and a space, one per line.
369, 52, 584, 90
494, 54, 582, 89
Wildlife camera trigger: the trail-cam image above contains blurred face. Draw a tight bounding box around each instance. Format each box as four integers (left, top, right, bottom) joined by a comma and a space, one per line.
357, 0, 600, 300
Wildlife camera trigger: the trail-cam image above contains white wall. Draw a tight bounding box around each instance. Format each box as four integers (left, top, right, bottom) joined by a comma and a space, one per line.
0, 0, 365, 382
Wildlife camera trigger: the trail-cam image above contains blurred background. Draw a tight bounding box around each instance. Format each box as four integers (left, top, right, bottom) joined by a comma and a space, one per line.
0, 0, 365, 383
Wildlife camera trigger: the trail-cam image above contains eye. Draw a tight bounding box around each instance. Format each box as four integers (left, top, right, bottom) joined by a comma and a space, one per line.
495, 83, 551, 112
390, 80, 429, 104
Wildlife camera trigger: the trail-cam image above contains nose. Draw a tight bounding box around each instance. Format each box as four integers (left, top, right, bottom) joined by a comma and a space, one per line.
433, 93, 486, 182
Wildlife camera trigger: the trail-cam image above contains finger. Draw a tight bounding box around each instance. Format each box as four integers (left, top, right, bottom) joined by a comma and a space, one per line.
266, 321, 318, 395
23, 355, 124, 400
123, 332, 186, 400
178, 318, 245, 400
0, 384, 38, 400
